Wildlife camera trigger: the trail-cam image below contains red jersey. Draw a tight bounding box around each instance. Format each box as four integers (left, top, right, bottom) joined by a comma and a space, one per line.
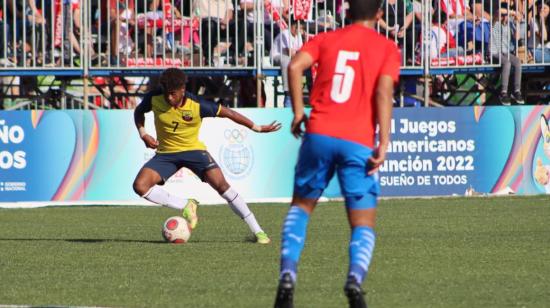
300, 24, 401, 147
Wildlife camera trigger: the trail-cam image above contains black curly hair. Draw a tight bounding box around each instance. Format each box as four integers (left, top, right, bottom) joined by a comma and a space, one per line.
159, 68, 187, 92
348, 0, 383, 21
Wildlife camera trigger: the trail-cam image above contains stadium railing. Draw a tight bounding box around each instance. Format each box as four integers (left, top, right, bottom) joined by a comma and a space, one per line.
0, 0, 549, 108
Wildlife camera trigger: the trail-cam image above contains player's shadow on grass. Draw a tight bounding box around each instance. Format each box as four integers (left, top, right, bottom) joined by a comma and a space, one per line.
0, 238, 166, 244
0, 238, 253, 244
66, 238, 167, 244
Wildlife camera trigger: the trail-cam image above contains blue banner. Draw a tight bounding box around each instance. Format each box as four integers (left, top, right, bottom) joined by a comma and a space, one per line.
1, 106, 550, 203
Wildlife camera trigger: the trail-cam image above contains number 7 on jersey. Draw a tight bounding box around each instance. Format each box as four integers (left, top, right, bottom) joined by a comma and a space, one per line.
330, 51, 360, 103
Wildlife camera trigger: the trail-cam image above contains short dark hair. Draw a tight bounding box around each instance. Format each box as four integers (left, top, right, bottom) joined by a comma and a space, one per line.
348, 0, 383, 21
159, 68, 187, 92
432, 10, 447, 24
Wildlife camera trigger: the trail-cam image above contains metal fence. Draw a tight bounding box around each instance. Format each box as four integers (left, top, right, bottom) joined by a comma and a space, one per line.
0, 0, 549, 107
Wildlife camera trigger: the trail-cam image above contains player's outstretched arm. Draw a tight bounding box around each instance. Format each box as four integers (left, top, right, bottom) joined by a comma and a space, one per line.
218, 106, 282, 133
368, 75, 395, 175
288, 51, 314, 138
134, 99, 159, 149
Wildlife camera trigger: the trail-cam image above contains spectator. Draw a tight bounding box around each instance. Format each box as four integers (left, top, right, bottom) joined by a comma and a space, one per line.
428, 10, 463, 102
271, 19, 303, 107
138, 0, 188, 58
410, 0, 424, 38
468, 0, 495, 52
69, 0, 99, 64
5, 1, 24, 65
439, 0, 476, 36
169, 0, 200, 54
193, 0, 234, 64
0, 8, 13, 64
231, 0, 256, 65
527, 0, 550, 62
6, 0, 48, 66
334, 0, 350, 25
26, 0, 48, 61
439, 0, 491, 53
412, 0, 424, 21
137, 0, 159, 58
136, 0, 160, 15
430, 10, 464, 59
506, 0, 528, 49
99, 0, 136, 65
379, 0, 414, 34
520, 0, 535, 21
497, 0, 525, 55
490, 10, 525, 105
470, 0, 494, 21
116, 2, 135, 58
313, 9, 340, 32
497, 0, 522, 16
378, 0, 417, 63
243, 0, 290, 58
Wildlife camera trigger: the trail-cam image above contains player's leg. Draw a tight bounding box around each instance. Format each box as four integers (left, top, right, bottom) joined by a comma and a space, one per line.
275, 133, 336, 308
132, 154, 197, 213
336, 140, 379, 308
202, 166, 270, 243
278, 196, 316, 281
344, 208, 376, 308
274, 195, 318, 308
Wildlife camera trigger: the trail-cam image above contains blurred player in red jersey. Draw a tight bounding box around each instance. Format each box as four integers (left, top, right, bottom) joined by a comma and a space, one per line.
274, 0, 401, 307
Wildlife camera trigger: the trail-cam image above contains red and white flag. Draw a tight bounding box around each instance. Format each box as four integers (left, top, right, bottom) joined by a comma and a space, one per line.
54, 0, 62, 47
265, 0, 288, 30
294, 0, 312, 20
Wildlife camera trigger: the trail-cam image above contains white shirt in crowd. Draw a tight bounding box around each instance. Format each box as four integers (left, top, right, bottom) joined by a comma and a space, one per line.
271, 28, 303, 61
439, 0, 470, 35
240, 0, 286, 23
194, 0, 234, 19
430, 25, 448, 58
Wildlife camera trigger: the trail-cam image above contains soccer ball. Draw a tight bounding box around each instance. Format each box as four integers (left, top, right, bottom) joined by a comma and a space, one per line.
162, 216, 191, 244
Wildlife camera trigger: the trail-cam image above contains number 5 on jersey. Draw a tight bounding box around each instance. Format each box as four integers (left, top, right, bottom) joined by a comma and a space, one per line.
330, 51, 360, 103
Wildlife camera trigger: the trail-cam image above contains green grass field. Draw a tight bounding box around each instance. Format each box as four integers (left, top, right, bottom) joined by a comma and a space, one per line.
1, 196, 550, 308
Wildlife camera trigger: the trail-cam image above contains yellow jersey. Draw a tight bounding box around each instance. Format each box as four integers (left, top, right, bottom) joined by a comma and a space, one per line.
139, 89, 221, 153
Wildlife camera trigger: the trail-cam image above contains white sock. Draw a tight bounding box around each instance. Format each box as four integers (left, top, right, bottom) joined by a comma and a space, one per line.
143, 186, 189, 210
221, 187, 263, 234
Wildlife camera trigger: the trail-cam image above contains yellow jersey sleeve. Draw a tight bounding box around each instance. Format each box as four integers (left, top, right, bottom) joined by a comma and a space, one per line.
151, 92, 219, 153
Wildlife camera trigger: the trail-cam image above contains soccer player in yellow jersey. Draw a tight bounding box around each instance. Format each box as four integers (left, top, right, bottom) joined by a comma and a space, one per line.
133, 68, 281, 244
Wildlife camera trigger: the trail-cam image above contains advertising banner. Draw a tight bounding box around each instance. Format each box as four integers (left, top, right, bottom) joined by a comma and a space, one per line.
374, 106, 550, 197
1, 106, 549, 204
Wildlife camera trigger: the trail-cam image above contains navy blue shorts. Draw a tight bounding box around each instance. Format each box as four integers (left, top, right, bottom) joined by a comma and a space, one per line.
143, 150, 219, 183
294, 134, 380, 209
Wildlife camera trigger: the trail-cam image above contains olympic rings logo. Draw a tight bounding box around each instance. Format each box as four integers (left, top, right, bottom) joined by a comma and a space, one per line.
224, 128, 248, 144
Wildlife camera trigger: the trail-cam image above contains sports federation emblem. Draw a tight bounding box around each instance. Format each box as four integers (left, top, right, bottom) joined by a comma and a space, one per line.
182, 110, 193, 122
219, 128, 254, 179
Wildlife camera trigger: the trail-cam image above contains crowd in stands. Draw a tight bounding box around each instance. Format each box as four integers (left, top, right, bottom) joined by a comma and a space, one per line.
1, 0, 550, 108
0, 0, 549, 68
0, 0, 300, 68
